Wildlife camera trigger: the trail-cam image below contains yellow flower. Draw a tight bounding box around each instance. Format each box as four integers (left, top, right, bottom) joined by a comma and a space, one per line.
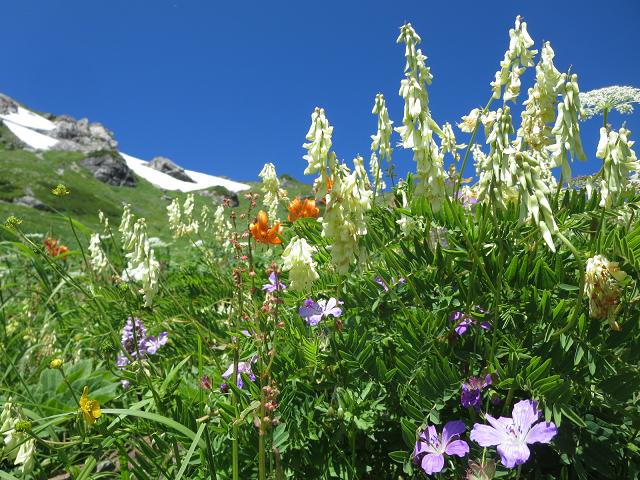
49, 358, 63, 369
79, 386, 101, 425
51, 184, 70, 196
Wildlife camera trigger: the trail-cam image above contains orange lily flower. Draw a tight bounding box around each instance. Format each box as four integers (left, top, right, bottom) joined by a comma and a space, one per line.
288, 197, 320, 222
250, 210, 282, 245
44, 237, 69, 259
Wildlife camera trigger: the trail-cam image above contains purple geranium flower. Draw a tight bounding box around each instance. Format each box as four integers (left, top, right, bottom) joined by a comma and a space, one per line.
146, 332, 169, 354
221, 358, 257, 389
470, 399, 557, 468
449, 308, 491, 336
299, 298, 343, 326
461, 374, 493, 410
262, 272, 286, 293
413, 420, 470, 475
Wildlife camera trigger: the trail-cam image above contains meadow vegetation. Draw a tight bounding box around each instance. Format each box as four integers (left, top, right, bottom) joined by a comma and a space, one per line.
1, 15, 640, 480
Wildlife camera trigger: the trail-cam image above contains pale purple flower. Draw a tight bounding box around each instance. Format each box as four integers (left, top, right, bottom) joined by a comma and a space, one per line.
262, 272, 286, 293
449, 308, 491, 336
120, 317, 148, 358
470, 399, 557, 469
146, 332, 168, 354
413, 420, 469, 475
117, 317, 167, 368
375, 276, 406, 292
461, 374, 493, 410
222, 358, 257, 389
299, 298, 343, 326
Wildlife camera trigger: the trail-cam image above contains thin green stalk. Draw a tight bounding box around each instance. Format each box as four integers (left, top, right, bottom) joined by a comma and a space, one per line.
454, 96, 494, 201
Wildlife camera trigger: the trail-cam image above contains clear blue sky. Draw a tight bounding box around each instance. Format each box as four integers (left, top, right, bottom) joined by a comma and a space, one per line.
2, 0, 639, 182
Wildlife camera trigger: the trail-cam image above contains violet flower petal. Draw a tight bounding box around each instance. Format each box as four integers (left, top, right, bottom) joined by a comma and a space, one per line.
497, 443, 530, 468
525, 421, 558, 444
445, 439, 470, 457
420, 453, 445, 475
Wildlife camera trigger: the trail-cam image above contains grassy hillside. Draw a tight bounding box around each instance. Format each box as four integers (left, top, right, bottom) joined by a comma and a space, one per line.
0, 146, 311, 246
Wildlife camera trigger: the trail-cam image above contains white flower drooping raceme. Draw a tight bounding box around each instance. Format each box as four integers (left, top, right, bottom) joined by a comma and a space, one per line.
584, 255, 628, 330
476, 107, 517, 209
518, 42, 562, 152
259, 162, 288, 220
370, 93, 393, 193
303, 107, 337, 188
88, 233, 109, 274
395, 23, 447, 210
549, 73, 586, 180
491, 16, 538, 102
322, 161, 373, 274
281, 235, 319, 291
202, 204, 233, 251
580, 85, 640, 119
513, 151, 558, 251
120, 210, 160, 307
594, 127, 640, 207
119, 203, 135, 244
167, 194, 199, 238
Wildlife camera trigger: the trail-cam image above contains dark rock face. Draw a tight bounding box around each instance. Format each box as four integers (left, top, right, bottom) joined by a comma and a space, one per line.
198, 187, 239, 207
80, 151, 137, 187
147, 156, 195, 183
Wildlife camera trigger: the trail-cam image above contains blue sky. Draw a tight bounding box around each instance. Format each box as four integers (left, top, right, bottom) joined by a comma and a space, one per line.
1, 0, 639, 183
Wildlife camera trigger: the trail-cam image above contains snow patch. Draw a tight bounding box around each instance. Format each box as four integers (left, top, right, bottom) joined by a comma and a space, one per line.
3, 121, 59, 150
0, 106, 56, 131
121, 153, 249, 193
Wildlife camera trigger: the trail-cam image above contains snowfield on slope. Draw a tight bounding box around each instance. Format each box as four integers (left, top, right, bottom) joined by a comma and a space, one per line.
1, 106, 249, 193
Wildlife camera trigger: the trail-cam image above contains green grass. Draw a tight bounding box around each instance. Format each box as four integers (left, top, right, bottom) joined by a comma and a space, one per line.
0, 146, 312, 246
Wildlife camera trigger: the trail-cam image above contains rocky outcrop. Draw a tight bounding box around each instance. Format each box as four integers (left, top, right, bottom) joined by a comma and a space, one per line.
198, 186, 239, 207
0, 94, 18, 115
50, 115, 118, 153
80, 151, 136, 187
12, 187, 51, 211
147, 156, 195, 183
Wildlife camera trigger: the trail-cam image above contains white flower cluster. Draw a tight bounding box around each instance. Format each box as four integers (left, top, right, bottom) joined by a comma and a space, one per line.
513, 151, 558, 251
458, 108, 497, 135
119, 205, 160, 306
549, 73, 586, 179
584, 255, 628, 329
370, 93, 393, 192
580, 85, 640, 119
202, 204, 233, 251
259, 162, 289, 220
303, 107, 337, 182
1, 400, 35, 474
322, 160, 373, 274
281, 235, 319, 291
593, 127, 640, 207
518, 42, 562, 151
167, 194, 199, 238
476, 107, 517, 209
395, 23, 447, 210
491, 16, 537, 102
88, 233, 109, 275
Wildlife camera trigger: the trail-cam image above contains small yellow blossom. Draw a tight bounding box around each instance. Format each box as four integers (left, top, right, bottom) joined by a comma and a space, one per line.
4, 215, 23, 228
49, 358, 63, 369
51, 184, 70, 196
79, 386, 101, 425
